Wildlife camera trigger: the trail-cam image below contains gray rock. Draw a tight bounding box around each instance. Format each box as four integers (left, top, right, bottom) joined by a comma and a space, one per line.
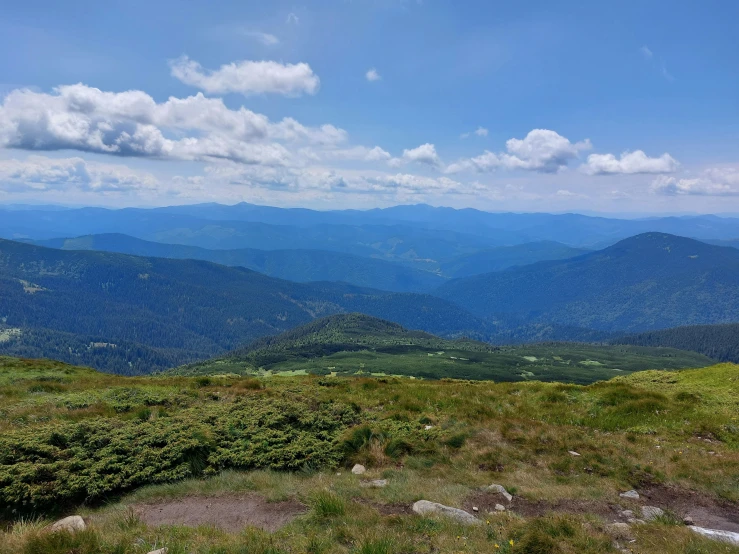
49, 516, 86, 533
683, 515, 694, 526
360, 479, 388, 488
412, 500, 482, 526
619, 490, 640, 499
147, 549, 168, 554
641, 506, 664, 521
351, 464, 366, 475
568, 451, 581, 457
619, 510, 634, 518
495, 504, 506, 511
608, 522, 634, 540
689, 527, 739, 546
486, 484, 513, 502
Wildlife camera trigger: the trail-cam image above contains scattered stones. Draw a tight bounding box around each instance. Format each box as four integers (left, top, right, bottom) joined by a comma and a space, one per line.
412, 500, 482, 526
360, 479, 388, 488
486, 484, 513, 502
568, 451, 581, 457
49, 516, 86, 533
619, 510, 634, 519
641, 506, 664, 521
495, 504, 506, 512
619, 490, 640, 499
689, 527, 739, 546
683, 515, 694, 526
351, 464, 366, 475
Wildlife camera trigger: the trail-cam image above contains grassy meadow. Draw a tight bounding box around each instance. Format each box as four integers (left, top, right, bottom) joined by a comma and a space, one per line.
1, 356, 738, 553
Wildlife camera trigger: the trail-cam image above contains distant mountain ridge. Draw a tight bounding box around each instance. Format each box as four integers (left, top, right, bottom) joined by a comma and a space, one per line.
436, 233, 739, 332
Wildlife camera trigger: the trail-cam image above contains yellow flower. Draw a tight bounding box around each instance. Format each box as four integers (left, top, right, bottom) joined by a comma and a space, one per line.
510, 539, 515, 546
494, 545, 500, 549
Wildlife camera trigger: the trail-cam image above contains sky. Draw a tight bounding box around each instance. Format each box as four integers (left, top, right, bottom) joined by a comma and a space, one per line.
0, 0, 737, 213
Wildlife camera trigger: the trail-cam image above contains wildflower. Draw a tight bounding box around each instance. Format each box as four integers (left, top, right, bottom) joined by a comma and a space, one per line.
494, 545, 500, 549
510, 539, 515, 546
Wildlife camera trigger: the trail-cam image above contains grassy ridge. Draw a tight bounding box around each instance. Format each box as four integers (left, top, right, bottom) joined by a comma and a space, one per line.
172, 314, 715, 384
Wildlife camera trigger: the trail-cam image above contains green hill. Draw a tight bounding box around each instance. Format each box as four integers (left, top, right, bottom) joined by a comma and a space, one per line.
0, 240, 489, 374
172, 313, 714, 384
33, 233, 446, 293
614, 322, 739, 363
437, 233, 739, 332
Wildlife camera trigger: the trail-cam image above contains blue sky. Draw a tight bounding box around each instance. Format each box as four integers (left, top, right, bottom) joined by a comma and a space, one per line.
0, 0, 737, 212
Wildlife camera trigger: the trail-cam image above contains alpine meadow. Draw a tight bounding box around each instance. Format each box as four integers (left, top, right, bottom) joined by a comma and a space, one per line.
1, 1, 739, 553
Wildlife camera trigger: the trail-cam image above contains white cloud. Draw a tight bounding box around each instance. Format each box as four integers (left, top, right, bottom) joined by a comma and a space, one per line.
461, 126, 488, 139
243, 31, 279, 46
583, 150, 679, 175
651, 168, 739, 196
399, 143, 441, 167
0, 155, 158, 193
169, 56, 319, 96
640, 46, 653, 60
365, 68, 381, 82
286, 12, 299, 24
0, 84, 347, 166
447, 129, 591, 174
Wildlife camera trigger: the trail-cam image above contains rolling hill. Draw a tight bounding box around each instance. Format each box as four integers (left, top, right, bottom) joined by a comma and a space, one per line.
436, 233, 739, 332
0, 239, 490, 373
173, 313, 714, 384
31, 233, 446, 293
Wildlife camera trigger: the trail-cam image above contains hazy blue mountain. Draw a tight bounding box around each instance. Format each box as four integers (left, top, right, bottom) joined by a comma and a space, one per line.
0, 239, 488, 372
440, 241, 590, 278
436, 233, 739, 332
31, 234, 446, 292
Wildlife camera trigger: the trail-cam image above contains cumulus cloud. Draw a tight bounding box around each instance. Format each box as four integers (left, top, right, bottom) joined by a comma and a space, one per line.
169, 56, 319, 96
447, 129, 591, 174
460, 126, 488, 139
0, 84, 347, 166
397, 143, 441, 167
0, 155, 158, 193
365, 68, 381, 82
651, 168, 739, 196
582, 150, 679, 175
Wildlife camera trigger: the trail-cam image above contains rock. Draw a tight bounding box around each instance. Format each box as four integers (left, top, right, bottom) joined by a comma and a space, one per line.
424, 425, 434, 430
486, 484, 513, 502
619, 490, 640, 499
472, 506, 479, 512
351, 464, 366, 475
495, 504, 506, 511
568, 451, 581, 457
412, 500, 482, 526
608, 522, 634, 540
619, 510, 634, 518
641, 506, 664, 521
49, 515, 86, 533
360, 479, 388, 488
147, 549, 168, 554
627, 518, 646, 525
683, 515, 694, 526
689, 527, 739, 546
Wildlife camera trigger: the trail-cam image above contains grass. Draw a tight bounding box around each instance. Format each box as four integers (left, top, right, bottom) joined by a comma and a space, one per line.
1, 356, 738, 553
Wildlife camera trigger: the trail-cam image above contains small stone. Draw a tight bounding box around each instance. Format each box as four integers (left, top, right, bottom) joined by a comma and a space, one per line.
627, 518, 645, 525
495, 504, 506, 511
412, 500, 481, 526
568, 451, 581, 457
641, 506, 664, 521
684, 515, 694, 526
620, 510, 634, 519
360, 479, 388, 488
49, 516, 86, 533
351, 464, 366, 475
147, 549, 168, 554
608, 522, 634, 540
424, 425, 434, 430
486, 484, 513, 502
619, 490, 640, 499
336, 472, 341, 476
472, 506, 479, 512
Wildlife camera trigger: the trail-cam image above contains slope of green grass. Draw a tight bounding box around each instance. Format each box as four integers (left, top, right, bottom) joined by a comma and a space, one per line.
172, 314, 715, 384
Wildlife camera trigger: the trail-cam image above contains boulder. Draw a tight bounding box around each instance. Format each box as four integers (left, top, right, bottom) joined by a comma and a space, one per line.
608, 522, 634, 540
689, 527, 739, 546
49, 516, 86, 533
619, 490, 640, 499
412, 500, 482, 526
351, 464, 366, 475
641, 506, 664, 521
486, 484, 513, 502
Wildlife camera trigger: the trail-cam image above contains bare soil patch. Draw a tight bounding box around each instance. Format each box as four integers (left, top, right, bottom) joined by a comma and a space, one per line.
639, 484, 739, 533
133, 494, 306, 533
463, 491, 619, 521
353, 498, 413, 516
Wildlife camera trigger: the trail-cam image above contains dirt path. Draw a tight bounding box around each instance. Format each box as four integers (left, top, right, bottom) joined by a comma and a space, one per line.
133, 494, 306, 533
